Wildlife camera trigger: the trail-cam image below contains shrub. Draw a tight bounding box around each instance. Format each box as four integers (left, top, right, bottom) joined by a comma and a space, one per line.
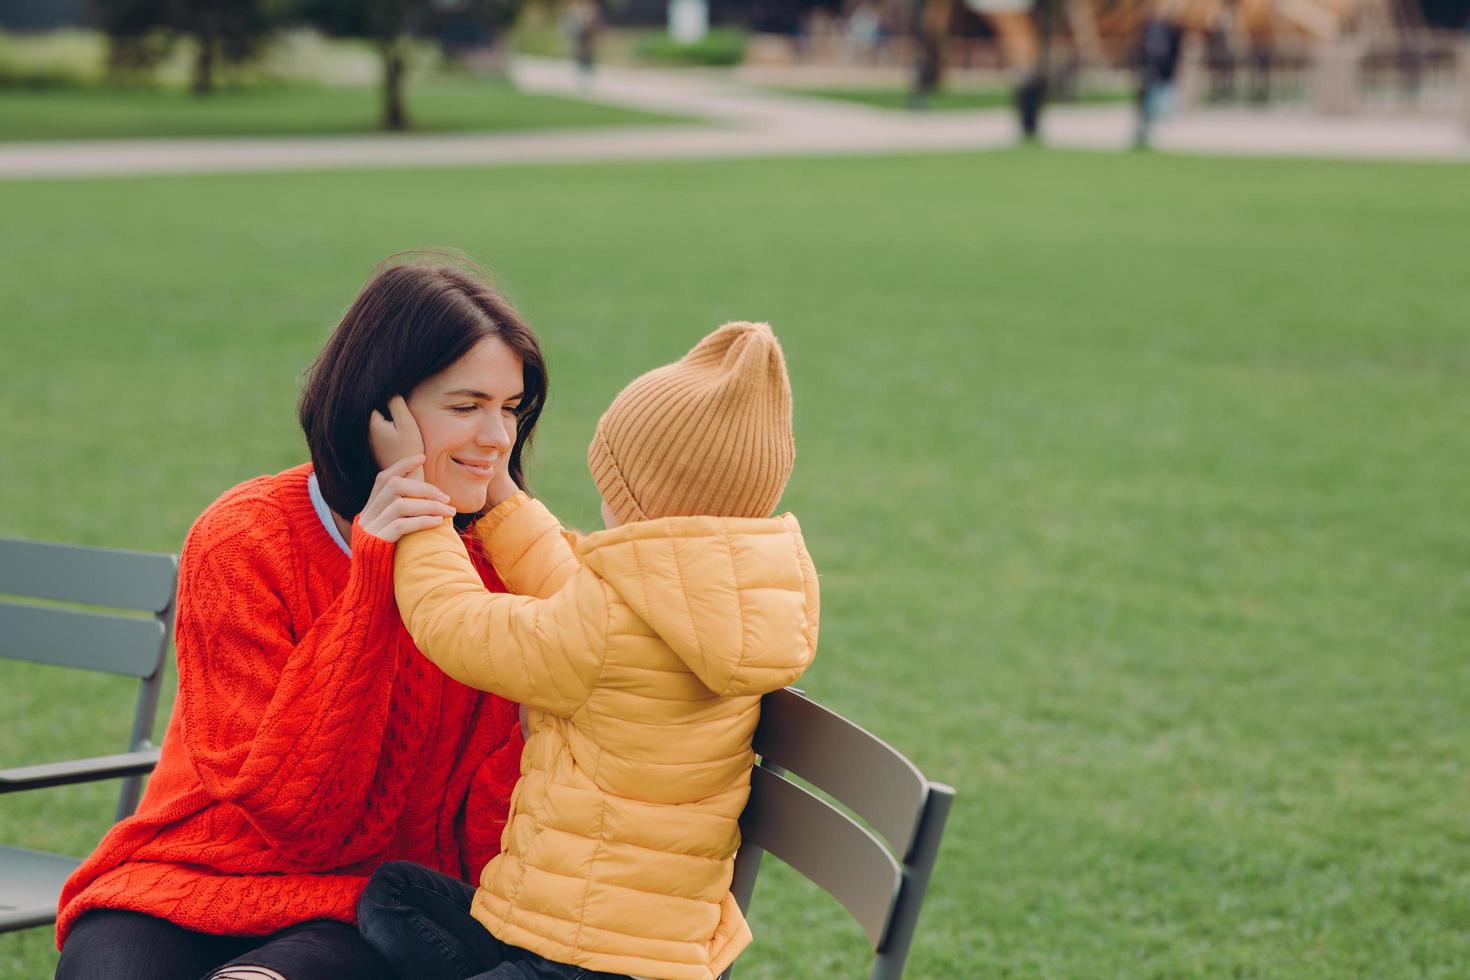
0, 30, 108, 89
633, 27, 745, 67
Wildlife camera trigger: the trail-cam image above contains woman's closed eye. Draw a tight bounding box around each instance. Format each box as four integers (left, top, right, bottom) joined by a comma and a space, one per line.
451, 402, 520, 417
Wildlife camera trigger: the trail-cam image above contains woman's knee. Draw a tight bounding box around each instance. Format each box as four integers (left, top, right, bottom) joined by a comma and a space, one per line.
207, 920, 393, 980
55, 909, 221, 980
357, 860, 423, 928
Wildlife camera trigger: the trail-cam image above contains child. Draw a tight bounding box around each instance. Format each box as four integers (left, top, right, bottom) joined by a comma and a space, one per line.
359, 321, 820, 980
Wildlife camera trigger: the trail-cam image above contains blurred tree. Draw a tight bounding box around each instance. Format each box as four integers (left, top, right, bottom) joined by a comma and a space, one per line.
177, 0, 286, 94
373, 0, 414, 129
300, 0, 416, 128
93, 0, 174, 82
92, 0, 284, 92
300, 0, 522, 131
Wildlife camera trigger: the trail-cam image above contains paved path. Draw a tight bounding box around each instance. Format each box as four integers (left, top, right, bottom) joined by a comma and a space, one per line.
0, 57, 1464, 180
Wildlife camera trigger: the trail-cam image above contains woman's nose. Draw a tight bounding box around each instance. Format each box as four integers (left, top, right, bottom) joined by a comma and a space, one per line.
477, 413, 514, 451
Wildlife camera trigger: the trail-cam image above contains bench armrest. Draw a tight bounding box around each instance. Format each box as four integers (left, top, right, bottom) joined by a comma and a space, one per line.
0, 748, 161, 793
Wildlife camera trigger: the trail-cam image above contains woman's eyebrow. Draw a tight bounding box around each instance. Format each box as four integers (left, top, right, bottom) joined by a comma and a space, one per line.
445, 388, 525, 401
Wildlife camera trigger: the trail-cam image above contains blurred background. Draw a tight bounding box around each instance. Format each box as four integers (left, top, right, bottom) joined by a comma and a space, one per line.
0, 0, 1467, 976
0, 0, 1466, 139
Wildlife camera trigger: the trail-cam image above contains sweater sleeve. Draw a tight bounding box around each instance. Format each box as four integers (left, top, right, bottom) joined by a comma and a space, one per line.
395, 520, 606, 717
473, 492, 581, 599
173, 502, 406, 864
456, 692, 525, 880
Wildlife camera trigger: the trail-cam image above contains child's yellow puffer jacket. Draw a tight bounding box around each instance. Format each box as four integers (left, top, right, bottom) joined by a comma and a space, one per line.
394, 492, 820, 980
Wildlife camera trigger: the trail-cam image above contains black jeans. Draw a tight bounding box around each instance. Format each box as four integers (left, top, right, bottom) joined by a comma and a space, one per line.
55, 908, 395, 980
357, 861, 629, 980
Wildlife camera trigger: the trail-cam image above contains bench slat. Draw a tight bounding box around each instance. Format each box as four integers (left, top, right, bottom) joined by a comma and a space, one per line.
752, 688, 928, 861
0, 846, 81, 931
0, 601, 167, 678
0, 748, 162, 793
0, 537, 177, 613
740, 765, 901, 947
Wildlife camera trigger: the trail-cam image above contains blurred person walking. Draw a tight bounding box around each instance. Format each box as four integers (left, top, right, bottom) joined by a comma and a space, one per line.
1134, 4, 1184, 148
563, 0, 602, 84
849, 0, 884, 62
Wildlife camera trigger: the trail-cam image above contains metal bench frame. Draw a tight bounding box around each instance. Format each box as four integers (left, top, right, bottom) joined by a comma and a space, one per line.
0, 537, 177, 932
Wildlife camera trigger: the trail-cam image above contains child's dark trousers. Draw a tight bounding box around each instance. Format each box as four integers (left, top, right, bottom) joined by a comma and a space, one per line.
357, 860, 631, 980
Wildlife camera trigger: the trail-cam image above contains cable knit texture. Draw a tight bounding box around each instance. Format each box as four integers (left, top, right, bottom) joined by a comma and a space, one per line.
55, 463, 524, 949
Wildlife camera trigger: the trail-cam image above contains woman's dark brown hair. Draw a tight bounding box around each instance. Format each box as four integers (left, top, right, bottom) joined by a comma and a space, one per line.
299, 258, 548, 522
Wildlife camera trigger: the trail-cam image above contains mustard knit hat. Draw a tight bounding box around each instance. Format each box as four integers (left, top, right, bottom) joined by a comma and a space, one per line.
589, 321, 795, 525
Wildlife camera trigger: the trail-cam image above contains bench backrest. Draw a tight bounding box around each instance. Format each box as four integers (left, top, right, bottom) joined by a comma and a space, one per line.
0, 536, 178, 819
725, 688, 955, 980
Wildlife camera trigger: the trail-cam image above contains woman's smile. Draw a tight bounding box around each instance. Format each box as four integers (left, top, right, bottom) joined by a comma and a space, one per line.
451, 455, 497, 478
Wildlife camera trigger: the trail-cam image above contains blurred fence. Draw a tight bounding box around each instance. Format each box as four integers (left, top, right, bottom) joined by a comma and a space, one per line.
1359, 33, 1463, 113
742, 26, 1466, 121
1193, 31, 1465, 116
1202, 42, 1314, 106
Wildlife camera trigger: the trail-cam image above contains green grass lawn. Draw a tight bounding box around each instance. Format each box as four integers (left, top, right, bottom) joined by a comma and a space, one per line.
779, 85, 1131, 110
1, 149, 1467, 978
0, 76, 686, 141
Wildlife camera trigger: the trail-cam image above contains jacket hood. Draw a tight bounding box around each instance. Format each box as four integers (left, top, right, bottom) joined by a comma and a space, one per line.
576, 514, 819, 697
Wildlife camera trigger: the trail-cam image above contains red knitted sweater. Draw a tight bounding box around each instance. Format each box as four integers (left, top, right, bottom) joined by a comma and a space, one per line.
55, 464, 524, 948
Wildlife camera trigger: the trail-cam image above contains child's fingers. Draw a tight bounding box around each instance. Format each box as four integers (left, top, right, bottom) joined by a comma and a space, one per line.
386, 515, 450, 540
386, 497, 456, 520
397, 477, 451, 503
373, 454, 427, 489
383, 476, 451, 504
388, 453, 426, 473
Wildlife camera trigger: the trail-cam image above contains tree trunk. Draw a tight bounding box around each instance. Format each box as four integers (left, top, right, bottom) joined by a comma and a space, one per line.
382, 39, 408, 131
192, 28, 217, 96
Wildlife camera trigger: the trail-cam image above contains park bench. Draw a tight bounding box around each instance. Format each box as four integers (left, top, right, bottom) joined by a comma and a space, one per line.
0, 537, 176, 933
0, 537, 953, 978
722, 687, 955, 979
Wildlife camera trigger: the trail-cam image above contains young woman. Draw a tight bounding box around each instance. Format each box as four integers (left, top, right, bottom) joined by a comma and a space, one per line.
54, 259, 547, 980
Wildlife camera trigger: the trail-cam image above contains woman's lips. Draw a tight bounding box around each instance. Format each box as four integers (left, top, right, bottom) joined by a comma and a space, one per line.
452, 457, 495, 478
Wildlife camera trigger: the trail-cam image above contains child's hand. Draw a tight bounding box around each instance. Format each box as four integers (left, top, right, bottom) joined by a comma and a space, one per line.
357, 455, 456, 543
370, 394, 425, 481
486, 456, 520, 511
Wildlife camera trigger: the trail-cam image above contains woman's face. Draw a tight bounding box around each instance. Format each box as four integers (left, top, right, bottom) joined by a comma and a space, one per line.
406, 335, 525, 513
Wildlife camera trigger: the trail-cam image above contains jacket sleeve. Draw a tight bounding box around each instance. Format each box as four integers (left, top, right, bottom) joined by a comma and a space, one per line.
452, 542, 525, 879
473, 492, 581, 599
173, 503, 406, 864
396, 520, 606, 717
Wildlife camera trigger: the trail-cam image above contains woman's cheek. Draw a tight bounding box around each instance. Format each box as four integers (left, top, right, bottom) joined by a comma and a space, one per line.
418, 419, 460, 487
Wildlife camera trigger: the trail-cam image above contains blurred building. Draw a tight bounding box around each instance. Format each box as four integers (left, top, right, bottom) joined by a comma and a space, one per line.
0, 0, 88, 30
